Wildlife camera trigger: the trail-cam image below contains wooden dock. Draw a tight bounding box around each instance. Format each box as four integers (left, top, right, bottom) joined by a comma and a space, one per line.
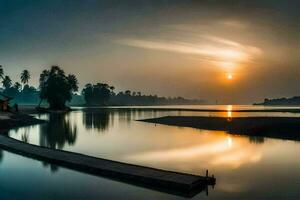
0, 135, 215, 197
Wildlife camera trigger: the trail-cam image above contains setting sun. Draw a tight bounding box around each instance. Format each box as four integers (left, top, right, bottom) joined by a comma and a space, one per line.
227, 73, 233, 80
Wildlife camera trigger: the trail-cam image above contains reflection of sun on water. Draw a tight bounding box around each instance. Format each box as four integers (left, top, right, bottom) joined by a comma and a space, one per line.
227, 137, 233, 148
126, 130, 263, 171
226, 105, 233, 119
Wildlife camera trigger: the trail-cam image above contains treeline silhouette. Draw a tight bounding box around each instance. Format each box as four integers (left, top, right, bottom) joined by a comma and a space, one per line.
0, 66, 40, 105
82, 83, 203, 106
0, 65, 203, 109
255, 96, 300, 106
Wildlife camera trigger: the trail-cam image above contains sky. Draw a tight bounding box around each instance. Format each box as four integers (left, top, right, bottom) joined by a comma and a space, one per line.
0, 0, 299, 104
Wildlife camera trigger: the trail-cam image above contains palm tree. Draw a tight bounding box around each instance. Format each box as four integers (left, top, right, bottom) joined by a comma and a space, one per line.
13, 82, 22, 91
38, 70, 50, 107
2, 76, 12, 89
20, 69, 30, 86
0, 65, 4, 80
67, 74, 79, 92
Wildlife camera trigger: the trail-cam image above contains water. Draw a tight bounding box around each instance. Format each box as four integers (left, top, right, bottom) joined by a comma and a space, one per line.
0, 150, 188, 200
3, 105, 300, 199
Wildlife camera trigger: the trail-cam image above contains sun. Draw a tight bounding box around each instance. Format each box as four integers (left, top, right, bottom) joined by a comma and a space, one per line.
227, 73, 233, 80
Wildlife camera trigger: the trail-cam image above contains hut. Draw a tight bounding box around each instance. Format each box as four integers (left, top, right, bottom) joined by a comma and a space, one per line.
0, 94, 13, 112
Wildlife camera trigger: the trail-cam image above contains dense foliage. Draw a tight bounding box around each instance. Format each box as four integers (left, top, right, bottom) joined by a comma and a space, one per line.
0, 65, 203, 107
39, 66, 78, 109
83, 83, 203, 106
0, 66, 39, 104
82, 83, 114, 106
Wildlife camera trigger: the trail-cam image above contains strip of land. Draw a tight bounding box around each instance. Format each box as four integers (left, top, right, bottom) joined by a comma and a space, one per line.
20, 105, 300, 114
82, 107, 300, 113
0, 134, 215, 197
0, 112, 45, 131
140, 116, 300, 141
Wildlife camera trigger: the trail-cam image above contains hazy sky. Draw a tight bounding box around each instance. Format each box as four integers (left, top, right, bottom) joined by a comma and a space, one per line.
0, 0, 299, 103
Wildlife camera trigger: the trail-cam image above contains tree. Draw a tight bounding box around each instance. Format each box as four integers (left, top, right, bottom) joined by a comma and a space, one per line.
37, 70, 50, 106
67, 74, 79, 92
20, 69, 30, 86
0, 65, 4, 80
39, 66, 78, 110
17, 84, 39, 104
82, 83, 114, 105
3, 80, 19, 98
2, 76, 12, 89
13, 82, 22, 91
125, 90, 131, 96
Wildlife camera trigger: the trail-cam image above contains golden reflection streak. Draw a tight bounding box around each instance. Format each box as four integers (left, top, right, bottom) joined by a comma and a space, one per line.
125, 132, 262, 170
227, 105, 233, 120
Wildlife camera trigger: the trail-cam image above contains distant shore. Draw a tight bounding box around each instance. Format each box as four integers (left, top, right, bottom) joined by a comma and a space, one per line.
140, 116, 300, 141
81, 106, 300, 113
14, 104, 300, 114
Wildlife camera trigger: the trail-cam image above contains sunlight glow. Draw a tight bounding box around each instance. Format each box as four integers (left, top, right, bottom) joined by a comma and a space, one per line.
227, 105, 233, 119
227, 73, 233, 80
126, 132, 263, 170
227, 137, 233, 148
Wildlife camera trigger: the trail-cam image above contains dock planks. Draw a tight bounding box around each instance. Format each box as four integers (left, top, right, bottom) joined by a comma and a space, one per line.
0, 135, 215, 197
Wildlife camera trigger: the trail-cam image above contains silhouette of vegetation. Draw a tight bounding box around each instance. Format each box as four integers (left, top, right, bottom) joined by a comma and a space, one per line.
20, 70, 30, 87
83, 82, 203, 106
255, 96, 300, 106
2, 76, 12, 89
0, 66, 39, 105
0, 65, 4, 80
39, 113, 77, 149
82, 83, 114, 106
39, 66, 78, 110
17, 85, 39, 104
0, 65, 202, 107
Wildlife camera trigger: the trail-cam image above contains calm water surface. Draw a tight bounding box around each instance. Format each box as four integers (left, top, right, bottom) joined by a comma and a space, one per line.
4, 105, 300, 199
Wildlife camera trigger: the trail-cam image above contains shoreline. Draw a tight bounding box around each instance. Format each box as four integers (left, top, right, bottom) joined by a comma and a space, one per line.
140, 116, 300, 142
18, 105, 300, 114
0, 112, 45, 132
81, 107, 300, 113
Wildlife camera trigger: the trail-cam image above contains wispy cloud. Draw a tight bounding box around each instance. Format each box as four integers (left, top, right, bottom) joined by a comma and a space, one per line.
116, 36, 261, 64
115, 19, 262, 70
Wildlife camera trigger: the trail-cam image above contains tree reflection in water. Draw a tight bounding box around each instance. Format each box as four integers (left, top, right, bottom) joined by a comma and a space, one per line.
0, 130, 8, 164
82, 108, 154, 132
83, 110, 111, 131
39, 113, 77, 149
249, 136, 265, 144
42, 161, 59, 173
21, 128, 30, 143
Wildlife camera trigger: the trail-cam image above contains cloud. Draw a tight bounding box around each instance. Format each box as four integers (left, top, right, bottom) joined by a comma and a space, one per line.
115, 35, 261, 64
